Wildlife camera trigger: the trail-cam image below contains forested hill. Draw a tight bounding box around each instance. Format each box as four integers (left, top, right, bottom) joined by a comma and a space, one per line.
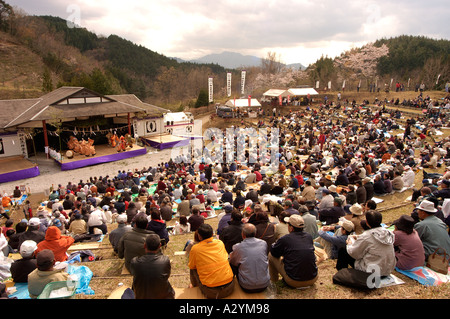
306, 35, 449, 93
0, 9, 235, 108
373, 35, 450, 82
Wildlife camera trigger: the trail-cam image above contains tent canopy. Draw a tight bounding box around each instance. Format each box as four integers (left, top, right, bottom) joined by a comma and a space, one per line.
164, 112, 192, 123
262, 89, 290, 97
288, 88, 319, 96
225, 99, 262, 108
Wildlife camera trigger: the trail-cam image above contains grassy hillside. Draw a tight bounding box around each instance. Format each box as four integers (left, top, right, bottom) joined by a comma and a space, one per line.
0, 31, 47, 99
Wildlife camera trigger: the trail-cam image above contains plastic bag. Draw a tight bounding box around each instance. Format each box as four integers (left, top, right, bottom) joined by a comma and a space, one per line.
0, 255, 13, 281
67, 265, 95, 295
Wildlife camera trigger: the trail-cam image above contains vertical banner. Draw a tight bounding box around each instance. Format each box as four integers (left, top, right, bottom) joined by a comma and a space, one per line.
240, 70, 246, 95
358, 79, 361, 88
208, 77, 213, 103
248, 95, 251, 107
436, 74, 441, 85
327, 81, 331, 90
408, 78, 410, 88
227, 72, 232, 97
278, 95, 282, 106
342, 80, 346, 89
390, 78, 394, 87
315, 81, 319, 89
18, 131, 28, 158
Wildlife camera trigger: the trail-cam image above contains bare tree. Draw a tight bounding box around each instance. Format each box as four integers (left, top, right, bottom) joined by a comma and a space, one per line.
261, 51, 283, 75
420, 56, 450, 90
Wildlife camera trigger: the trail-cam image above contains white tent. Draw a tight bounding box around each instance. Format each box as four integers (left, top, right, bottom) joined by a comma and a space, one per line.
262, 89, 290, 98
225, 98, 261, 108
287, 88, 319, 96
163, 112, 193, 123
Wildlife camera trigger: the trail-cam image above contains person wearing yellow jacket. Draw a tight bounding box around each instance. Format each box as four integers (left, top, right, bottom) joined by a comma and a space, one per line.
188, 224, 235, 299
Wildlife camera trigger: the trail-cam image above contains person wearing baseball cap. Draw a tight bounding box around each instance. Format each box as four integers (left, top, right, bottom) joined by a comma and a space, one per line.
27, 249, 69, 298
414, 200, 450, 260
269, 214, 318, 288
10, 240, 38, 283
318, 219, 354, 263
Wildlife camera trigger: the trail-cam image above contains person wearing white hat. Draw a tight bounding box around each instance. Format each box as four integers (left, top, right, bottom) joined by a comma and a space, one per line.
10, 240, 37, 283
414, 199, 450, 260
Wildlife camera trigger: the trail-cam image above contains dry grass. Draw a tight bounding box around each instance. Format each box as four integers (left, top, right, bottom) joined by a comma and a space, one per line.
71, 139, 450, 300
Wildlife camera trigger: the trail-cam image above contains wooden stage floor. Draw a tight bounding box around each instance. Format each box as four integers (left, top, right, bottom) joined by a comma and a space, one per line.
0, 156, 37, 175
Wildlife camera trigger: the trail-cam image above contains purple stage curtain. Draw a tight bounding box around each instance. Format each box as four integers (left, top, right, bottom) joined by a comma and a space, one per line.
0, 166, 40, 183
56, 147, 147, 171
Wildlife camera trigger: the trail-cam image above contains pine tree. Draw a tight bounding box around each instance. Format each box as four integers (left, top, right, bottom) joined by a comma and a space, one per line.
42, 68, 53, 92
195, 88, 209, 108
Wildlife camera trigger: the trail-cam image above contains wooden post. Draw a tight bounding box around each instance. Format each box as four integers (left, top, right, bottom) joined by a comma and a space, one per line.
127, 113, 131, 135
42, 120, 49, 159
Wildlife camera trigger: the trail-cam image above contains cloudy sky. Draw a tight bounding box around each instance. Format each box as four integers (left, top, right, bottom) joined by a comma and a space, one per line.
8, 0, 450, 66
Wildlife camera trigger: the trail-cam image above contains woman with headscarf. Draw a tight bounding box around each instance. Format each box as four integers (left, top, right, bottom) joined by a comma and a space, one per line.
392, 215, 425, 270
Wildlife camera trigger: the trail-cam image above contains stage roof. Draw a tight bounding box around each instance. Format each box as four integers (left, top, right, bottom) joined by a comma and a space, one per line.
0, 87, 170, 129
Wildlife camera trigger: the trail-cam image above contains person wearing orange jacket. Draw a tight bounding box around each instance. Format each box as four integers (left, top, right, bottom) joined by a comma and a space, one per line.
35, 226, 75, 262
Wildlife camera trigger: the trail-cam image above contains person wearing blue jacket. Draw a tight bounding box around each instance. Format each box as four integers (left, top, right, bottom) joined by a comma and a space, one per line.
318, 220, 354, 268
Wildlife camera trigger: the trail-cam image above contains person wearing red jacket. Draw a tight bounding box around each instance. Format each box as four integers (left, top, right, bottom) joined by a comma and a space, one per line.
318, 132, 326, 150
35, 226, 75, 262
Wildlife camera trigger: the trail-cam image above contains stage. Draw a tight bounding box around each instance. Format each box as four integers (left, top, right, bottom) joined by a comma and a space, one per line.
54, 143, 147, 171
0, 156, 40, 183
140, 134, 190, 150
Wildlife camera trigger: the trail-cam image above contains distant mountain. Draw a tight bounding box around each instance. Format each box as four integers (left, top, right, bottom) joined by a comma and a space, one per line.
190, 51, 260, 69
285, 63, 307, 70
189, 51, 306, 70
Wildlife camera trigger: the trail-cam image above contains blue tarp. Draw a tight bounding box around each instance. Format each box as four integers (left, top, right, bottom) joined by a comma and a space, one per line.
7, 265, 94, 299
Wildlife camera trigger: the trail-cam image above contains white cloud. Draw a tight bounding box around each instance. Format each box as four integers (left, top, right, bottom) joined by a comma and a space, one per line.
8, 0, 450, 65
